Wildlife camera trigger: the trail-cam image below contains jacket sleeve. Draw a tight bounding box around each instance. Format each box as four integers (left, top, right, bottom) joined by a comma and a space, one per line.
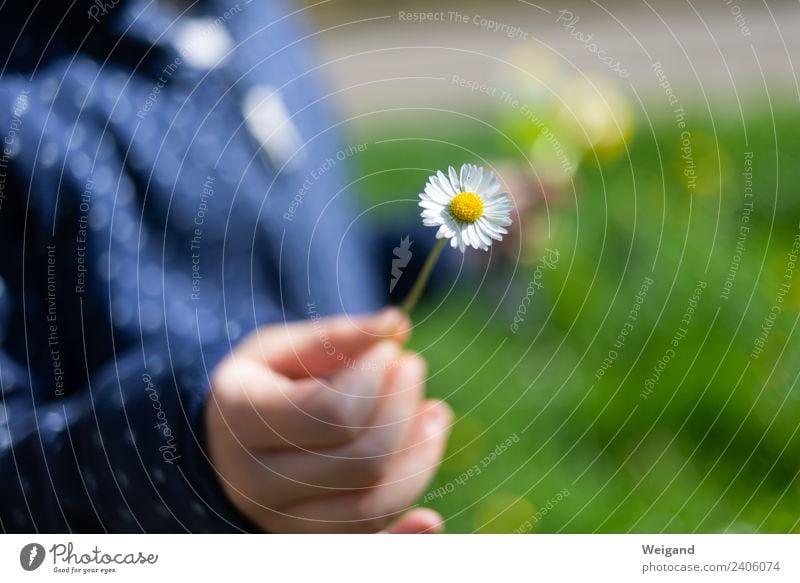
0, 307, 258, 533
0, 150, 257, 535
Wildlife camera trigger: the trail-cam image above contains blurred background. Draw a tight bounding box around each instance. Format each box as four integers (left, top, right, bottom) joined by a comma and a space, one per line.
305, 0, 800, 532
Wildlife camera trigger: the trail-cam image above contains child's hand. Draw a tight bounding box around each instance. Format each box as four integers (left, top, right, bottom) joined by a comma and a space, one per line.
205, 309, 452, 533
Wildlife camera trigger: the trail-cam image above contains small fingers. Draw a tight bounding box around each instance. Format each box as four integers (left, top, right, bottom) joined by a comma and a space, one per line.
237, 308, 411, 378
264, 400, 452, 533
247, 352, 426, 507
210, 341, 402, 450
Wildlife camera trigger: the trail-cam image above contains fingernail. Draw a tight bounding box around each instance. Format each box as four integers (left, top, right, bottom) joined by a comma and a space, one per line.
360, 340, 400, 369
377, 308, 406, 336
401, 352, 426, 377
424, 400, 453, 434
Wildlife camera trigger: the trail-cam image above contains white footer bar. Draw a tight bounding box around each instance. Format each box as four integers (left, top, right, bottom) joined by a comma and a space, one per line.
1, 534, 797, 582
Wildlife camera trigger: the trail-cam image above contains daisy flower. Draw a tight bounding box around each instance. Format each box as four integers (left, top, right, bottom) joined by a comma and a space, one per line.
401, 164, 513, 313
420, 164, 513, 252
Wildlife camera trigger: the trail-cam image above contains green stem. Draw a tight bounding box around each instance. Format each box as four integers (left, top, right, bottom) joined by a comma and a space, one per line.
401, 238, 447, 314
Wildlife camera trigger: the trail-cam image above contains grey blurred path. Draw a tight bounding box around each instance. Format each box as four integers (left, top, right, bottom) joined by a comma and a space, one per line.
306, 0, 800, 120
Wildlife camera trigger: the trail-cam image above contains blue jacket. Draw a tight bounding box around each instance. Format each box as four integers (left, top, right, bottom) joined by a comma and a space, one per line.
0, 0, 390, 532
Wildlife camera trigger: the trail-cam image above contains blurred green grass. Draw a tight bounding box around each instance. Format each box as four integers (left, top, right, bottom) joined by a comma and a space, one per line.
351, 104, 800, 533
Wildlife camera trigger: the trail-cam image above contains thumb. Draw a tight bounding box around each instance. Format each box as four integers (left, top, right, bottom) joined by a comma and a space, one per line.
383, 509, 445, 534
237, 308, 411, 378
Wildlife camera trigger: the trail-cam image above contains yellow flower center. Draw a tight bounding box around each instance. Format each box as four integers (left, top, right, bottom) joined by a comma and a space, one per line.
449, 192, 484, 223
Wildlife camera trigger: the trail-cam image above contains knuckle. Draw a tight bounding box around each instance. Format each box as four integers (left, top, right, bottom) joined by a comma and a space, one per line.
306, 389, 366, 442
348, 438, 394, 485
324, 396, 362, 432
351, 455, 388, 486
355, 429, 395, 460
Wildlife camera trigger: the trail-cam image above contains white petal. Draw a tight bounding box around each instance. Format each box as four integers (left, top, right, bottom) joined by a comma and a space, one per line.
459, 164, 470, 191
436, 223, 455, 239
477, 222, 501, 238
420, 187, 441, 204
477, 170, 494, 192
484, 191, 511, 204
477, 172, 501, 197
485, 181, 502, 197
483, 217, 512, 228
484, 198, 513, 217
484, 201, 513, 216
420, 199, 445, 210
466, 223, 481, 249
423, 214, 446, 226
485, 202, 512, 216
424, 183, 451, 205
485, 215, 513, 227
450, 226, 468, 252
421, 211, 445, 221
469, 223, 489, 249
448, 166, 461, 192
463, 223, 476, 248
459, 224, 472, 247
442, 214, 460, 237
486, 193, 512, 205
477, 215, 504, 231
422, 210, 447, 222
435, 171, 456, 196
478, 217, 507, 239
466, 165, 483, 192
473, 224, 493, 248
484, 213, 512, 225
